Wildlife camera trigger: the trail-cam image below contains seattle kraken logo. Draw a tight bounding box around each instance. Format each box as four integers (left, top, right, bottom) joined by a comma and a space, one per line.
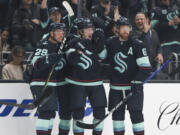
114, 52, 127, 73
55, 58, 66, 71
166, 10, 179, 29
167, 10, 179, 21
77, 54, 92, 70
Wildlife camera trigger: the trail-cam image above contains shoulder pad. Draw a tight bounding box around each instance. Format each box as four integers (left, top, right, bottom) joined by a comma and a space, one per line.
106, 36, 117, 45
42, 40, 49, 46
108, 35, 117, 40
36, 39, 48, 47
73, 34, 80, 38
135, 39, 143, 43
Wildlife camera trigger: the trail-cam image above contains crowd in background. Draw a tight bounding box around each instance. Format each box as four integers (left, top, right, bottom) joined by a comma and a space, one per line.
0, 0, 180, 80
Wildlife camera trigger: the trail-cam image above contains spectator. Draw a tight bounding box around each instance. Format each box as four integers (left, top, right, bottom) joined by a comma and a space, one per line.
2, 46, 25, 80
40, 6, 62, 34
61, 0, 90, 34
11, 0, 47, 51
131, 12, 163, 70
151, 0, 180, 73
0, 28, 10, 52
91, 0, 115, 28
91, 0, 121, 37
0, 0, 10, 28
5, 0, 21, 27
116, 0, 148, 24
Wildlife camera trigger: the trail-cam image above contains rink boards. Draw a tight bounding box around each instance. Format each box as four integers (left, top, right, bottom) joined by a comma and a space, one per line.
0, 83, 180, 135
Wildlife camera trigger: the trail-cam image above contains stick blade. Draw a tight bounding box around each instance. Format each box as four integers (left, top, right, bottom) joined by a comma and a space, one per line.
62, 1, 74, 17
76, 121, 95, 129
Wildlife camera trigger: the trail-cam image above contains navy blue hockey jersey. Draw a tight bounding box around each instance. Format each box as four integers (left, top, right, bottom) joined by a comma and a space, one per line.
105, 36, 152, 90
30, 39, 67, 87
65, 37, 105, 86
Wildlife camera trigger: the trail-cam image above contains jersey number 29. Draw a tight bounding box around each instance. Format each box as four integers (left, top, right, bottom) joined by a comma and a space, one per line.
35, 49, 48, 56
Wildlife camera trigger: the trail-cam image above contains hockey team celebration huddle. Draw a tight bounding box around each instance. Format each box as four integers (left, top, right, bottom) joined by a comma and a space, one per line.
0, 0, 180, 135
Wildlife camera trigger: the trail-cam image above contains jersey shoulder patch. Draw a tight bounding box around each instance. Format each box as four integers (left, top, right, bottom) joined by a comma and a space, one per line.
106, 36, 117, 46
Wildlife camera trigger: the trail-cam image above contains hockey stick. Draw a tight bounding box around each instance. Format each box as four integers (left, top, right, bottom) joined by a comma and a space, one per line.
76, 59, 171, 129
77, 92, 133, 129
0, 100, 35, 109
143, 59, 171, 84
62, 1, 74, 17
0, 1, 75, 110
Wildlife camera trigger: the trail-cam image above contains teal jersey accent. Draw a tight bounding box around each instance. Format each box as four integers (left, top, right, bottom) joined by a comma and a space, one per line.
65, 78, 103, 86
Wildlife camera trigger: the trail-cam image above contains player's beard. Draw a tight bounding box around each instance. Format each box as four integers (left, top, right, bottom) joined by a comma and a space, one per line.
119, 33, 129, 41
56, 36, 64, 43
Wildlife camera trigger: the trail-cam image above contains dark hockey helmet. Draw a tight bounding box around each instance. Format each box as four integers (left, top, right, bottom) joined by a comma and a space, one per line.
116, 17, 130, 28
49, 7, 60, 15
49, 22, 66, 32
77, 18, 94, 30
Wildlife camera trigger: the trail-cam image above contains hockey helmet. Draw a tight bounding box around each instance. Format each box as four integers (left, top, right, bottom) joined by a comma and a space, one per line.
49, 22, 66, 32
116, 17, 130, 28
49, 7, 60, 15
77, 18, 94, 30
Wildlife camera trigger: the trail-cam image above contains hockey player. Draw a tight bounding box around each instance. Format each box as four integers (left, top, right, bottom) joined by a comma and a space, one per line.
65, 18, 107, 135
105, 17, 152, 135
30, 22, 69, 135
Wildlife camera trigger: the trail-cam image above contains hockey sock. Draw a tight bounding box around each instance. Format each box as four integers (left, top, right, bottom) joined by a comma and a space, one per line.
93, 118, 104, 135
36, 119, 51, 135
132, 122, 144, 135
73, 119, 84, 135
113, 120, 125, 135
59, 119, 71, 135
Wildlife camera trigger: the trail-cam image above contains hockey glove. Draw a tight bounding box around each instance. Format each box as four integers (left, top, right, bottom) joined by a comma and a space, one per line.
90, 16, 105, 29
131, 80, 143, 96
34, 53, 62, 71
92, 28, 105, 54
76, 38, 92, 52
45, 53, 63, 65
